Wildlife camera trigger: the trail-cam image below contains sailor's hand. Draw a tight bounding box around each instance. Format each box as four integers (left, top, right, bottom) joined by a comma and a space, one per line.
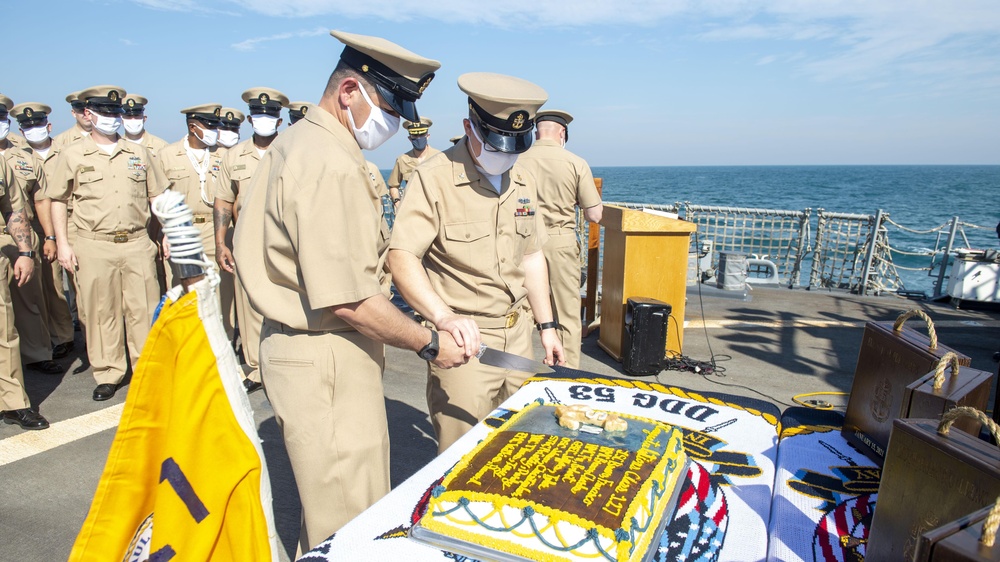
433, 331, 470, 368
436, 314, 481, 358
43, 240, 57, 262
217, 245, 236, 273
13, 256, 34, 287
57, 245, 78, 272
540, 328, 566, 367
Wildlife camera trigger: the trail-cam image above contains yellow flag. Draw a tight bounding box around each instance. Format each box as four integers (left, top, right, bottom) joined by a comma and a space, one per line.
70, 280, 278, 561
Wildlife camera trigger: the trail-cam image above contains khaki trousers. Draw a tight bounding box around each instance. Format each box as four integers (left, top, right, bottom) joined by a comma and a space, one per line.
166, 220, 235, 340
61, 218, 85, 330
39, 254, 74, 346
0, 254, 29, 411
544, 231, 583, 369
1, 234, 51, 363
260, 321, 389, 555
234, 277, 262, 383
74, 232, 160, 385
427, 311, 533, 454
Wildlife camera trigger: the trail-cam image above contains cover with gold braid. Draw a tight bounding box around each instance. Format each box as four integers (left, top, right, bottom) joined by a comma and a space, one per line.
410, 401, 689, 562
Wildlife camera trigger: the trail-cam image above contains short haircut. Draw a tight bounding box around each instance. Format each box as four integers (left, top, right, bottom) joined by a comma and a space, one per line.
323, 60, 376, 99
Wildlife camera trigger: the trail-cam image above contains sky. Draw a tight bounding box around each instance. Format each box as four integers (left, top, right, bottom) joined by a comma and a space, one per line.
5, 0, 1000, 167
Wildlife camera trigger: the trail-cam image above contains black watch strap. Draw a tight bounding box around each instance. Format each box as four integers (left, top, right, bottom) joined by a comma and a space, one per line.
417, 329, 439, 361
536, 321, 558, 332
18, 251, 36, 259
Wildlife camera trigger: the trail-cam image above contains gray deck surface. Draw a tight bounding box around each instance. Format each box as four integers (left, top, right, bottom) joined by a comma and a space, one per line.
2, 285, 998, 561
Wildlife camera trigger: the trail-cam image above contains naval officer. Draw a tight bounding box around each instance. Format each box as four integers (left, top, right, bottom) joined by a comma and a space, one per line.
51, 90, 91, 150
517, 109, 602, 368
387, 117, 439, 206
233, 31, 466, 554
388, 72, 566, 454
217, 107, 245, 150
121, 94, 168, 155
287, 101, 310, 125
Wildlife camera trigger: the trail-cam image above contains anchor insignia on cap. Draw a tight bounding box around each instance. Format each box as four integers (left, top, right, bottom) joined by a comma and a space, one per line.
511, 112, 526, 130
259, 93, 269, 105
109, 90, 119, 102
226, 111, 234, 120
214, 107, 221, 117
301, 106, 308, 115
24, 108, 33, 118
127, 99, 135, 108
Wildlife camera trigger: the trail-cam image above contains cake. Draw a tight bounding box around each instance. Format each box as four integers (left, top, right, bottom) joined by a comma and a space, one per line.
411, 401, 689, 562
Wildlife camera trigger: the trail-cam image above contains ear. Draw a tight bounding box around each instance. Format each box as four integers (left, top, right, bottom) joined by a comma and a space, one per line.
338, 77, 360, 109
47, 123, 52, 133
276, 118, 283, 128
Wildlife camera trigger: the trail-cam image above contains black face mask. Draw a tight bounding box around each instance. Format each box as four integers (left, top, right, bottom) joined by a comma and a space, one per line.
411, 136, 428, 150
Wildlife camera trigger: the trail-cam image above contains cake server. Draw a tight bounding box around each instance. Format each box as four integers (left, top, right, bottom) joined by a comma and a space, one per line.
476, 344, 554, 374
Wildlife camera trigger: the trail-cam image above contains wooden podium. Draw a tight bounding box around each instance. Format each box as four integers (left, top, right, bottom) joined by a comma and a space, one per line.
598, 206, 696, 361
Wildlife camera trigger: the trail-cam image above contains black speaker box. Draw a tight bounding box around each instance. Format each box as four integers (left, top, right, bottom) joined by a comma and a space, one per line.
623, 297, 671, 377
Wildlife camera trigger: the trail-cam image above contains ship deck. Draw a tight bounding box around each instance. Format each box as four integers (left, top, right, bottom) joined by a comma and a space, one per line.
2, 285, 998, 561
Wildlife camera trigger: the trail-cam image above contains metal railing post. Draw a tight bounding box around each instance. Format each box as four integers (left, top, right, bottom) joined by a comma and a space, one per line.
859, 209, 883, 296
933, 216, 959, 298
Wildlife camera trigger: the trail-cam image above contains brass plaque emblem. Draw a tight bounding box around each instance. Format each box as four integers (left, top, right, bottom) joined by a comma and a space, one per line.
870, 378, 892, 422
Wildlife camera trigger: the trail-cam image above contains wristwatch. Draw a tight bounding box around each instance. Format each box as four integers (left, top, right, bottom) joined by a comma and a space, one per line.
417, 329, 439, 361
536, 321, 558, 332
18, 251, 36, 259
44, 235, 57, 241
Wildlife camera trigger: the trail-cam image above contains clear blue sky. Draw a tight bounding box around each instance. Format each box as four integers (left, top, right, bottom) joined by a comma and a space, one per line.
7, 0, 999, 167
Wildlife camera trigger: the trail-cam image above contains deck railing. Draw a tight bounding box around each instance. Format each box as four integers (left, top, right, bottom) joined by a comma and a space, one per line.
584, 203, 992, 297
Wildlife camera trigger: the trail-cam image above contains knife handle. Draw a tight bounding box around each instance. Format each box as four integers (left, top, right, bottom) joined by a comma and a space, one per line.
476, 342, 487, 359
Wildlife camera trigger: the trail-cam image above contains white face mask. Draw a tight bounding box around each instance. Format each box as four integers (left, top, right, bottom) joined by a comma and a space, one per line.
250, 115, 279, 138
122, 117, 145, 136
470, 125, 518, 176
346, 84, 400, 150
218, 129, 240, 148
197, 126, 218, 147
23, 126, 49, 144
0, 119, 9, 140
92, 113, 122, 136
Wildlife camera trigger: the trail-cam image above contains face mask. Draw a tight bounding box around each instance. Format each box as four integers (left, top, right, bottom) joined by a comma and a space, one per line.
411, 136, 428, 151
122, 117, 145, 136
347, 84, 400, 150
218, 130, 240, 148
470, 125, 518, 176
0, 119, 9, 140
92, 114, 122, 136
251, 115, 279, 137
23, 126, 49, 144
197, 126, 218, 147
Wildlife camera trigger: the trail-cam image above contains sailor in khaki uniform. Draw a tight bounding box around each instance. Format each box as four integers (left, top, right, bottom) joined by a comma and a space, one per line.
233, 31, 465, 554
0, 98, 63, 374
517, 110, 602, 368
215, 88, 287, 393
51, 90, 91, 151
387, 117, 439, 206
287, 101, 310, 125
121, 94, 168, 155
48, 85, 168, 401
216, 107, 244, 150
157, 104, 225, 293
0, 156, 49, 430
11, 103, 76, 361
389, 73, 566, 453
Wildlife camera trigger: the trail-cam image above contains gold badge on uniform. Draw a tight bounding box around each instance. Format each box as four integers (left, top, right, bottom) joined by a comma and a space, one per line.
109, 90, 119, 102
511, 112, 526, 130
259, 93, 269, 105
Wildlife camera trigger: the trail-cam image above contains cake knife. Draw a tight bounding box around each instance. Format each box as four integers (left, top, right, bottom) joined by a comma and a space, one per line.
476, 343, 554, 374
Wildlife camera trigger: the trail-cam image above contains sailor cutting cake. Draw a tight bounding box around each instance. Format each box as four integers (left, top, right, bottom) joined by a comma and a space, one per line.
388, 71, 566, 454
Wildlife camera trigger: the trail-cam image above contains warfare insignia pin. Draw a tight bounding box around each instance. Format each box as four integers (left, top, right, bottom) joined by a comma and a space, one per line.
109, 90, 119, 102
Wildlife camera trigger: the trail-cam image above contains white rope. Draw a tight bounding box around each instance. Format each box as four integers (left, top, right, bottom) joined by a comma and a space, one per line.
151, 189, 219, 286
884, 216, 949, 234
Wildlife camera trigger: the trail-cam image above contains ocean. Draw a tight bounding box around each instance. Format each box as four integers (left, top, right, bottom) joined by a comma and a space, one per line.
591, 165, 999, 295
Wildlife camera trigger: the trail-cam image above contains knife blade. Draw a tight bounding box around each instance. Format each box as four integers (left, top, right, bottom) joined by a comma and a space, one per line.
476, 343, 554, 374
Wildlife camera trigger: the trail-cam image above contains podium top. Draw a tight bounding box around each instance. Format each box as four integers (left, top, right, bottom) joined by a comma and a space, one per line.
601, 205, 697, 234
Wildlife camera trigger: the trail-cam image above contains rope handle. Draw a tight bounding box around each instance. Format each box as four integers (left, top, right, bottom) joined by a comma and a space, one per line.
982, 496, 1000, 548
938, 406, 999, 444
931, 352, 961, 391
893, 309, 938, 350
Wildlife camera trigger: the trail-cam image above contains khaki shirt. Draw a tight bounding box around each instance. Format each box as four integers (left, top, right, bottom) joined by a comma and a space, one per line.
46, 135, 168, 234
517, 139, 600, 232
51, 123, 89, 152
233, 104, 390, 332
157, 139, 224, 217
2, 146, 45, 222
389, 137, 546, 318
387, 146, 441, 190
0, 156, 21, 232
127, 132, 169, 156
217, 138, 265, 204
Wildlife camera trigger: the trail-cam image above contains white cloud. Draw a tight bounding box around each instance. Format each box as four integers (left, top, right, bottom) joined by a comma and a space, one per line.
231, 26, 328, 51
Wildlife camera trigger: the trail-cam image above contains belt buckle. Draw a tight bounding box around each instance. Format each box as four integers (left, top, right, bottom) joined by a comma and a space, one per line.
193, 216, 206, 224
113, 231, 129, 243
505, 310, 519, 329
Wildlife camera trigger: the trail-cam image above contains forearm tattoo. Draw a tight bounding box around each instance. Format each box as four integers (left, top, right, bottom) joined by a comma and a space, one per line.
213, 204, 233, 239
8, 209, 33, 252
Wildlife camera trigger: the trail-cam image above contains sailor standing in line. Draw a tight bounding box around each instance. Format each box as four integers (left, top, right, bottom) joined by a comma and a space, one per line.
516, 110, 602, 368
121, 94, 168, 156
0, 155, 49, 430
387, 117, 439, 208
233, 31, 466, 553
217, 107, 244, 150
51, 90, 91, 151
387, 72, 566, 454
11, 103, 76, 361
287, 102, 310, 125
215, 88, 287, 393
47, 85, 168, 401
0, 96, 62, 374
